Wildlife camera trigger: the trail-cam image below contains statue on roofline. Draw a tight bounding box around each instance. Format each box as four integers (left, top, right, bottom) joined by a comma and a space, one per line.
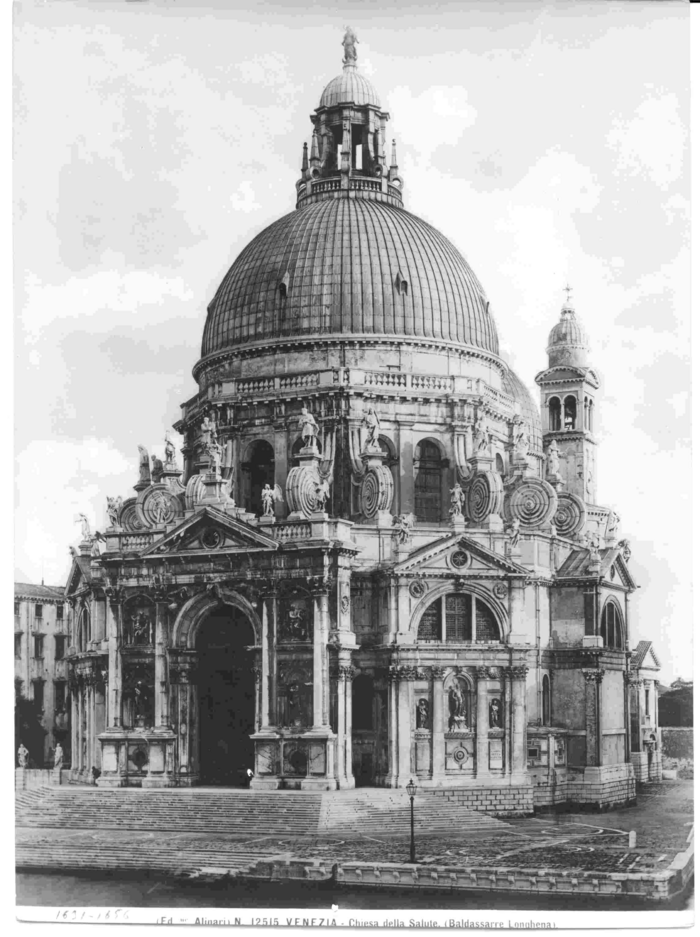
342, 26, 359, 66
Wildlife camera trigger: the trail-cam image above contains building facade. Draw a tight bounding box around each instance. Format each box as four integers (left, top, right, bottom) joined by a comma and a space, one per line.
63, 33, 655, 812
14, 582, 71, 767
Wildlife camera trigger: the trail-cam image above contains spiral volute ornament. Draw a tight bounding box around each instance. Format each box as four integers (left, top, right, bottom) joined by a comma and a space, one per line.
185, 474, 206, 511
465, 471, 503, 524
504, 477, 557, 530
553, 492, 587, 538
360, 465, 394, 518
136, 483, 184, 528
117, 497, 143, 532
285, 465, 320, 517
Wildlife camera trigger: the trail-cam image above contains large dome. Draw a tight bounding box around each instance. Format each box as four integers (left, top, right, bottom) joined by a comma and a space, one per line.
202, 198, 500, 358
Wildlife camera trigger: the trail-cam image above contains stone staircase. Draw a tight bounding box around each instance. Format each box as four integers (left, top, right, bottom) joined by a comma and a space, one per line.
16, 786, 507, 840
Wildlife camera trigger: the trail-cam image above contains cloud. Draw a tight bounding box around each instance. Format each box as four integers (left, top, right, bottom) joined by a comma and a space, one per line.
606, 93, 686, 190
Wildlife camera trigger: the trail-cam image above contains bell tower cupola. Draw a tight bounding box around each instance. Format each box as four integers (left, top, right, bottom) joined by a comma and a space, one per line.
295, 28, 404, 209
535, 287, 600, 504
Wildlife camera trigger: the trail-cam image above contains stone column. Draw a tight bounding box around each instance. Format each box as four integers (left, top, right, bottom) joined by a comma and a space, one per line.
154, 598, 169, 730
334, 664, 354, 787
397, 666, 413, 782
344, 669, 353, 786
170, 655, 198, 786
77, 683, 85, 775
260, 593, 273, 729
476, 667, 490, 778
511, 666, 529, 775
311, 590, 330, 730
105, 593, 122, 728
503, 667, 513, 773
387, 666, 400, 785
430, 667, 446, 781
582, 669, 604, 766
70, 680, 78, 772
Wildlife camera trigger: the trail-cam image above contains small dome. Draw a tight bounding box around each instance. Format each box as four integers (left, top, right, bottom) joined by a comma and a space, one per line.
319, 65, 381, 108
547, 304, 589, 367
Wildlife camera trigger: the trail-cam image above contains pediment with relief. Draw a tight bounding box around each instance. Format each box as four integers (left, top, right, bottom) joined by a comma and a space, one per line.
142, 506, 279, 557
393, 534, 527, 578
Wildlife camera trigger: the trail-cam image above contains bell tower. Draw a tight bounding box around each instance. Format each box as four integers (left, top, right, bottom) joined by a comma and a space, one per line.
534, 289, 600, 503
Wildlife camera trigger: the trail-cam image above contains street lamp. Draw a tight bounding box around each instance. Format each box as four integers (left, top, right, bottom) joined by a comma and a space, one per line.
406, 778, 417, 863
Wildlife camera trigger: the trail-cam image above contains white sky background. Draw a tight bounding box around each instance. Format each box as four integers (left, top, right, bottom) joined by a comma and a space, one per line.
14, 0, 690, 682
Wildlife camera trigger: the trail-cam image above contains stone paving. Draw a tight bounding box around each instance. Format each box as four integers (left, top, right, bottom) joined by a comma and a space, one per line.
15, 781, 693, 902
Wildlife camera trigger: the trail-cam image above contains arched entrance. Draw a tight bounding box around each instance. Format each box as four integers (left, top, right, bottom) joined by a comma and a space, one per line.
195, 607, 256, 786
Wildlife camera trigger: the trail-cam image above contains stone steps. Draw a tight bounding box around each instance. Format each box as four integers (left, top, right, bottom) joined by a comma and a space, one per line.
16, 788, 508, 838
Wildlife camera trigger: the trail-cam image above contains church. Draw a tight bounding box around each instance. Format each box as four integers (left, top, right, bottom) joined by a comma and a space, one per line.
63, 30, 661, 812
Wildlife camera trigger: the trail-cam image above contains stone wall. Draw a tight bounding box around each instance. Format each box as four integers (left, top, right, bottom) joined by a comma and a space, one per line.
425, 784, 533, 817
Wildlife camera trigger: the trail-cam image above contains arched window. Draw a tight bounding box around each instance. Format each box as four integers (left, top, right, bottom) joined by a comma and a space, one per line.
417, 593, 501, 643
542, 674, 551, 725
495, 453, 505, 476
242, 440, 275, 514
583, 398, 590, 431
600, 601, 624, 649
548, 397, 562, 431
564, 395, 577, 430
77, 606, 90, 652
415, 440, 442, 522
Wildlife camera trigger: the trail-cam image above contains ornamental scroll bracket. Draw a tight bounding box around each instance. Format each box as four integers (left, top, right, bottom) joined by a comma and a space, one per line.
454, 431, 473, 484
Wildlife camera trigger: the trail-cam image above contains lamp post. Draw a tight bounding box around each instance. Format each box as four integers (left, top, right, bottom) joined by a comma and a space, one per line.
406, 778, 417, 863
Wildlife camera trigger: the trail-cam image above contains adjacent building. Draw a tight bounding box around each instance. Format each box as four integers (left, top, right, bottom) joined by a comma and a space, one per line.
14, 582, 71, 767
60, 31, 659, 812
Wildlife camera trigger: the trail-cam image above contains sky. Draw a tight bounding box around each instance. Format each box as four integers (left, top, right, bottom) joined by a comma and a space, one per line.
13, 0, 690, 682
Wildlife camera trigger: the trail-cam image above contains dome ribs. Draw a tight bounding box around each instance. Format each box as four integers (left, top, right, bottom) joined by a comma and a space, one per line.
200, 196, 501, 359
363, 199, 396, 336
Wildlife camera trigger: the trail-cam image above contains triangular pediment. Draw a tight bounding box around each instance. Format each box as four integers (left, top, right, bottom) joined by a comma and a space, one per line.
631, 640, 661, 672
604, 549, 637, 590
394, 533, 528, 577
142, 506, 279, 558
65, 555, 92, 597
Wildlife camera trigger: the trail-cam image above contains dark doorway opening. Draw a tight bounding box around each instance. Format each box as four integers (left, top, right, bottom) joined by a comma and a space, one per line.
196, 608, 256, 786
243, 440, 275, 515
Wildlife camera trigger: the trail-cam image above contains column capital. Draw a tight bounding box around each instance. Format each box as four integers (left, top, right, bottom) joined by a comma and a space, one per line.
104, 585, 122, 605
476, 666, 491, 681
429, 666, 447, 680
505, 665, 529, 680
581, 668, 605, 684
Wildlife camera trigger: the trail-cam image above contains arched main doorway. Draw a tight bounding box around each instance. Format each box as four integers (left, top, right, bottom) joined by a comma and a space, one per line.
195, 607, 256, 786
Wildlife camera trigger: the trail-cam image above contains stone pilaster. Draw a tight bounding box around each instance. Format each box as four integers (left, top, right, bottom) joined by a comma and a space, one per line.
475, 666, 490, 778
387, 665, 400, 785
582, 669, 604, 766
334, 664, 355, 788
430, 667, 446, 781
153, 596, 169, 730
509, 665, 529, 775
105, 591, 122, 728
396, 666, 415, 782
310, 589, 331, 731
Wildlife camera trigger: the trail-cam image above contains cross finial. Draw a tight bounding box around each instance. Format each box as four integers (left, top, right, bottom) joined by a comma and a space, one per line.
563, 284, 573, 302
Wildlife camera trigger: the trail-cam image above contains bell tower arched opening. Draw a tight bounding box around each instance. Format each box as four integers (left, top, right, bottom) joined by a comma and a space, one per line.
195, 607, 256, 786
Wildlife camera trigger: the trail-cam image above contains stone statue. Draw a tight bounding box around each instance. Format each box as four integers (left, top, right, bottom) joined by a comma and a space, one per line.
78, 513, 91, 541
151, 453, 164, 479
489, 698, 502, 729
205, 438, 223, 476
449, 484, 465, 518
362, 406, 381, 449
473, 413, 489, 452
546, 440, 560, 477
261, 483, 283, 516
150, 491, 171, 524
448, 684, 467, 730
607, 511, 620, 538
137, 446, 151, 483
17, 743, 29, 768
416, 698, 430, 729
164, 433, 176, 464
342, 26, 359, 65
53, 742, 64, 770
69, 546, 78, 558
506, 519, 521, 548
313, 478, 330, 512
394, 514, 412, 545
90, 531, 106, 557
131, 611, 152, 645
513, 424, 529, 458
299, 406, 320, 449
106, 496, 122, 528
618, 539, 631, 562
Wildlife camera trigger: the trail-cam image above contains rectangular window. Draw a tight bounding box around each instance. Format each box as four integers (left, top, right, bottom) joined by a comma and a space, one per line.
445, 595, 471, 643
33, 680, 44, 710
55, 635, 66, 660
14, 634, 21, 659
645, 689, 650, 717
56, 604, 64, 621
54, 681, 66, 712
33, 635, 44, 659
14, 600, 20, 616
35, 604, 43, 619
